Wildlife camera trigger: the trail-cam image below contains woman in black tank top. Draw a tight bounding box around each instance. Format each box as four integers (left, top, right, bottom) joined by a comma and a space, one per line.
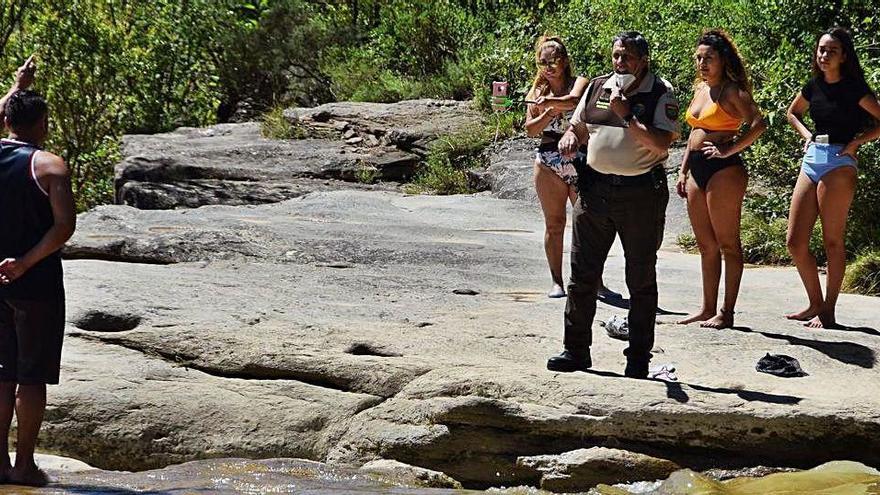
524, 36, 615, 299
785, 27, 880, 328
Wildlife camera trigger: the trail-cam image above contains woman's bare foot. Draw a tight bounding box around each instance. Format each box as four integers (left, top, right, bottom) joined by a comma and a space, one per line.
678, 310, 715, 325
700, 309, 734, 329
8, 463, 49, 487
805, 310, 837, 329
785, 305, 823, 321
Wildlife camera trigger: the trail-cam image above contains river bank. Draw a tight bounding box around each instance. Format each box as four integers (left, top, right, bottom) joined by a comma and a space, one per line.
6, 100, 877, 493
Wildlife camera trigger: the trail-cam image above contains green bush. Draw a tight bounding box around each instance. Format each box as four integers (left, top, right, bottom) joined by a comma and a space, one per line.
739, 211, 825, 266
410, 111, 522, 194
676, 232, 698, 254
260, 106, 305, 140
843, 249, 880, 296
740, 213, 791, 265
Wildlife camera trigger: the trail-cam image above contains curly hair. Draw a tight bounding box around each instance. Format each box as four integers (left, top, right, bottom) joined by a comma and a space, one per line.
695, 29, 753, 94
528, 35, 575, 99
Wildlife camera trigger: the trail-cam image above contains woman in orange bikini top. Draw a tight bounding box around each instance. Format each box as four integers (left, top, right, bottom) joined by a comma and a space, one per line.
676, 29, 766, 330
685, 97, 742, 132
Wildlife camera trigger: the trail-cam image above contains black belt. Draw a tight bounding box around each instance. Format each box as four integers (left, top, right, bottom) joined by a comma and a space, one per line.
589, 165, 665, 187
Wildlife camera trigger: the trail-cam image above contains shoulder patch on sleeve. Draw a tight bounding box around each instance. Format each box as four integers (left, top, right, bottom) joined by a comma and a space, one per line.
665, 103, 679, 120
659, 77, 676, 93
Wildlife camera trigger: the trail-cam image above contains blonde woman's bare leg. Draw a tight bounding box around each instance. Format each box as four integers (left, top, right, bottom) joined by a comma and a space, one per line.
535, 159, 571, 296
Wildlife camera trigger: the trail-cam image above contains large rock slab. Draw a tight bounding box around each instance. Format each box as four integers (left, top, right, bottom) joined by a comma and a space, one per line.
51, 190, 880, 489
286, 99, 483, 155
118, 177, 397, 210
480, 137, 538, 202
518, 447, 680, 491
116, 123, 417, 209
116, 100, 483, 210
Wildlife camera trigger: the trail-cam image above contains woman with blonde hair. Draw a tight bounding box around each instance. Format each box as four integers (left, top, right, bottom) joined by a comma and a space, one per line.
525, 36, 613, 299
677, 29, 766, 329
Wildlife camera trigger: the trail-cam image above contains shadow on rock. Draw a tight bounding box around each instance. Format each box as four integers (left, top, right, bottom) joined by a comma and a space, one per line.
833, 324, 880, 337
598, 293, 685, 316
730, 326, 876, 369
583, 370, 802, 405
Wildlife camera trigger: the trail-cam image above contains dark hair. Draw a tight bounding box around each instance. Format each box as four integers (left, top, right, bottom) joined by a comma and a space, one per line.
812, 27, 866, 84
4, 90, 48, 129
613, 31, 649, 58
696, 29, 753, 94
529, 35, 575, 98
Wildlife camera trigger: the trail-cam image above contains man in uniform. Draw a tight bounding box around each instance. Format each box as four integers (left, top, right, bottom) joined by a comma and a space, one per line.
0, 56, 76, 486
547, 32, 679, 379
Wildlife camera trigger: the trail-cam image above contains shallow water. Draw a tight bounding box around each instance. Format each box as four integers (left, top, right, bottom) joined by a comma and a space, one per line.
1, 459, 878, 494
594, 461, 880, 495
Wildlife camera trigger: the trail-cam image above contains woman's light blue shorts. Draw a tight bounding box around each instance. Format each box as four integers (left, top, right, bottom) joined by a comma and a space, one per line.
801, 142, 857, 183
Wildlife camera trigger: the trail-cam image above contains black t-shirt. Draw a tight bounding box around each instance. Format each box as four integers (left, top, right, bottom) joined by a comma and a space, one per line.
801, 76, 875, 144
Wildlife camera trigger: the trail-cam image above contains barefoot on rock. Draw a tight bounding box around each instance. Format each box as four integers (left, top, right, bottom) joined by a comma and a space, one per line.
678, 310, 715, 325
8, 463, 50, 487
805, 311, 838, 329
785, 305, 822, 321
700, 309, 734, 329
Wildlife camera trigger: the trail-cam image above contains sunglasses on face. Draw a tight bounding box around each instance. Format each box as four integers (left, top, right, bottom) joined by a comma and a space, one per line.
537, 59, 561, 70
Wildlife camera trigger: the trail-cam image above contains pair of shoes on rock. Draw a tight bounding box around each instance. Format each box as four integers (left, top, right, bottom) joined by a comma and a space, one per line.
547, 350, 591, 372
547, 283, 566, 298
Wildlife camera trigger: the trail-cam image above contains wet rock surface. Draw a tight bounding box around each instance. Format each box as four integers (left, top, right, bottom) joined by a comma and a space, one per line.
518, 447, 680, 491
0, 457, 479, 494
360, 459, 463, 489
35, 100, 880, 493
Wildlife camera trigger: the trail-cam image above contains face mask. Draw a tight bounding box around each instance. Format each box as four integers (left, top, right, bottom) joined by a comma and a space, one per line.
615, 73, 636, 90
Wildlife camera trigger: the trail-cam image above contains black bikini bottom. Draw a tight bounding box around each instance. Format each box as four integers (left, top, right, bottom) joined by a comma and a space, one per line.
687, 149, 744, 190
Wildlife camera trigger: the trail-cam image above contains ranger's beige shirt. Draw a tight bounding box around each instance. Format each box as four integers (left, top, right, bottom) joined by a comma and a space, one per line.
571, 72, 680, 176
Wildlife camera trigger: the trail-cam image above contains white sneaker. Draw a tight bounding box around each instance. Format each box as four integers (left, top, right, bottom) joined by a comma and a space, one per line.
649, 363, 678, 381
547, 284, 566, 298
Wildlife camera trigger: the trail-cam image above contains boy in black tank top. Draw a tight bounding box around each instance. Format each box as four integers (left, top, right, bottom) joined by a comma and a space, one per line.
0, 58, 76, 486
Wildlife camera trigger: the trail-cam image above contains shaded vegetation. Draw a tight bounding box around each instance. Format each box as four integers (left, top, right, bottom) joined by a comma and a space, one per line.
843, 249, 880, 296
408, 111, 521, 194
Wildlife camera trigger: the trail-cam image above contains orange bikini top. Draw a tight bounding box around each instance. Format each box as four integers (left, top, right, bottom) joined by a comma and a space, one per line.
686, 100, 742, 132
